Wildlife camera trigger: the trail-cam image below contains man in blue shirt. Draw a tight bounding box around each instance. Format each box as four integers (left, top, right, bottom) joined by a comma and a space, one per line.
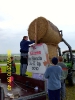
44, 57, 62, 100
20, 36, 35, 76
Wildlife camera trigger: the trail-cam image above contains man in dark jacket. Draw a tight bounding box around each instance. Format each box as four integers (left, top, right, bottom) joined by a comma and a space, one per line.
20, 36, 35, 76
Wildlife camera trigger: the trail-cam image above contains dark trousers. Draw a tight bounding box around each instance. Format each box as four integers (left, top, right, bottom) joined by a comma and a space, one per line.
0, 87, 5, 100
61, 80, 66, 100
20, 53, 28, 75
20, 53, 28, 64
48, 89, 60, 100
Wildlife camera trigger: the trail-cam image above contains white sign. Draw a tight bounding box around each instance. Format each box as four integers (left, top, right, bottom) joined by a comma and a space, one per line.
27, 43, 49, 74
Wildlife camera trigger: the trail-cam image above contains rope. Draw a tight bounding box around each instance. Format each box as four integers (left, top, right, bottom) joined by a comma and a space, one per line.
13, 81, 27, 92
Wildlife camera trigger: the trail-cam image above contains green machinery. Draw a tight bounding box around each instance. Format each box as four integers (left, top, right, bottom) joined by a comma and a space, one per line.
58, 30, 75, 85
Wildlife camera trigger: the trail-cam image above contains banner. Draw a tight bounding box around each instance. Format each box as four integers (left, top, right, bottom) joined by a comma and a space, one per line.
27, 43, 49, 74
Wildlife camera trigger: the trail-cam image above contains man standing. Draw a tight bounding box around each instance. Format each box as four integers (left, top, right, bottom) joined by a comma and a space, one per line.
20, 36, 35, 76
57, 56, 68, 100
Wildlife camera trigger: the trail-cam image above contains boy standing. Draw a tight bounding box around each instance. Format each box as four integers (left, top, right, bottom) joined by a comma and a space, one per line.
44, 57, 62, 100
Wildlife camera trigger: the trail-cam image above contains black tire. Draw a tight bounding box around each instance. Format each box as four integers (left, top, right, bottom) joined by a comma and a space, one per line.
72, 71, 75, 85
68, 71, 75, 85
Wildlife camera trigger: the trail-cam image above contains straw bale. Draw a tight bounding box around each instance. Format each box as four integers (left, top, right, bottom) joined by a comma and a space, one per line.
28, 17, 62, 44
46, 44, 58, 60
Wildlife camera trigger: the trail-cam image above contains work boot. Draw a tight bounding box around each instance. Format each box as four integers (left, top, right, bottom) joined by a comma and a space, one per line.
22, 74, 28, 77
20, 74, 22, 76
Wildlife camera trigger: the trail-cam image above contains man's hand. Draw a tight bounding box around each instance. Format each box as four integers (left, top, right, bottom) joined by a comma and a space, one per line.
43, 60, 48, 66
43, 54, 50, 66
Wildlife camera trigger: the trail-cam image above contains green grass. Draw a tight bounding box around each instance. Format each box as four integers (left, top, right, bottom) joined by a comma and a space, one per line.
0, 61, 8, 64
1, 64, 75, 100
66, 83, 75, 100
1, 64, 20, 74
0, 60, 20, 64
1, 64, 33, 77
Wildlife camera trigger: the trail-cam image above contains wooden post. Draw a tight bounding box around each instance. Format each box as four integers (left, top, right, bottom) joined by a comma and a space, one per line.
35, 20, 37, 45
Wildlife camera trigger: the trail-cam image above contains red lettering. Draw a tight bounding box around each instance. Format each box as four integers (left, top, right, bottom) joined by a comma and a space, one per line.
30, 51, 41, 55
38, 51, 41, 54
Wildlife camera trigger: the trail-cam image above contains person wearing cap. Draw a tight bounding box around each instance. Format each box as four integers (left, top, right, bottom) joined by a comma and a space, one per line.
57, 56, 68, 100
20, 36, 35, 76
44, 57, 62, 100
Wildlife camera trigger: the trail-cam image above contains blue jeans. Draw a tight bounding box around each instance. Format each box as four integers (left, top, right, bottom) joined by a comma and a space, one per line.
61, 80, 66, 100
48, 89, 60, 100
20, 64, 27, 75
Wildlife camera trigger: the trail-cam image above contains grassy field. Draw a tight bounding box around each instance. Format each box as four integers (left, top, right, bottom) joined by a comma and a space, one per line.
1, 64, 33, 77
0, 60, 20, 64
66, 84, 75, 100
1, 64, 75, 100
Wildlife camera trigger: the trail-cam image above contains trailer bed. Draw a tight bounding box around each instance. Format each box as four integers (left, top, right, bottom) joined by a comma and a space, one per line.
0, 73, 46, 100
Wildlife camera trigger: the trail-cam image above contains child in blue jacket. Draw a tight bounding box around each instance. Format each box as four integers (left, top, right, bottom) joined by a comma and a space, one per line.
44, 57, 62, 100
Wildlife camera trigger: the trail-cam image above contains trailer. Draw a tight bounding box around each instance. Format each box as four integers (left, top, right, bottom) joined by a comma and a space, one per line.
0, 73, 46, 100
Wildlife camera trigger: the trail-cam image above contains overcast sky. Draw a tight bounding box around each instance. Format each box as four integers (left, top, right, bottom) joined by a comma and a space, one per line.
0, 0, 75, 54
